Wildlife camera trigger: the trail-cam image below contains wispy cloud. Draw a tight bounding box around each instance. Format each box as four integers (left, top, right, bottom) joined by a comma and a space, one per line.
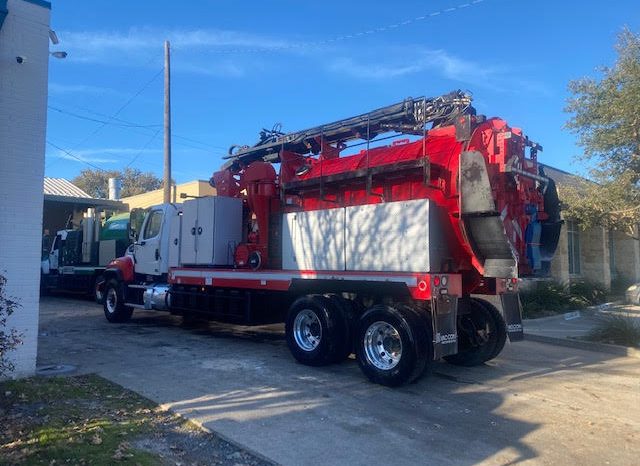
62, 28, 293, 55
328, 47, 548, 95
329, 47, 499, 82
47, 147, 161, 165
59, 27, 298, 76
175, 61, 246, 78
49, 82, 125, 97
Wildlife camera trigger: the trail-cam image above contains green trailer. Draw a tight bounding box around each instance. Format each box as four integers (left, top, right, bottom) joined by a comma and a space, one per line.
41, 209, 130, 297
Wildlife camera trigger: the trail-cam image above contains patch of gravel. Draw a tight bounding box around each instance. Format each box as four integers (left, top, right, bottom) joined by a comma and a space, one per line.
133, 412, 274, 466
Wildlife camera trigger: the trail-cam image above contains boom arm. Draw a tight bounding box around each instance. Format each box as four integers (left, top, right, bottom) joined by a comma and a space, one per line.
222, 90, 473, 170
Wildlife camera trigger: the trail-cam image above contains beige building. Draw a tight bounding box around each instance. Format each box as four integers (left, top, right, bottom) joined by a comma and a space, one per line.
120, 180, 216, 209
544, 165, 640, 289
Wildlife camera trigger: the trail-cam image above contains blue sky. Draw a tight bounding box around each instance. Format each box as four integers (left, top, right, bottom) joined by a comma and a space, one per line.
45, 0, 640, 183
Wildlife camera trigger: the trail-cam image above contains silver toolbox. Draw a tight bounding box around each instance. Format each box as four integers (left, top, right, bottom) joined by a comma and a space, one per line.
180, 196, 242, 266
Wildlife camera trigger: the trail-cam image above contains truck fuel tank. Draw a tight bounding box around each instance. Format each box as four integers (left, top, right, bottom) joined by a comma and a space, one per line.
143, 284, 171, 311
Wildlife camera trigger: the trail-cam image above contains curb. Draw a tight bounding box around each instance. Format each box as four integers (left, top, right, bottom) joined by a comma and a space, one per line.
525, 333, 640, 359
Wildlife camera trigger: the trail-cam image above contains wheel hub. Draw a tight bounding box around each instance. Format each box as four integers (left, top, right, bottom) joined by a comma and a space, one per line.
105, 288, 117, 314
293, 309, 322, 351
364, 321, 403, 370
460, 314, 491, 347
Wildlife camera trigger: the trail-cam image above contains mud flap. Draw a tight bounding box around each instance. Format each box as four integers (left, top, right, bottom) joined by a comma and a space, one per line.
500, 293, 524, 341
431, 295, 458, 358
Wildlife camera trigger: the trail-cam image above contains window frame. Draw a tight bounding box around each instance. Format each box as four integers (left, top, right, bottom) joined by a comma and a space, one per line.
142, 210, 164, 240
567, 220, 581, 275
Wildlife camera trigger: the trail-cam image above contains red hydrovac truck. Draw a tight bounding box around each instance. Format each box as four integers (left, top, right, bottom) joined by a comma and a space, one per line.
98, 91, 561, 386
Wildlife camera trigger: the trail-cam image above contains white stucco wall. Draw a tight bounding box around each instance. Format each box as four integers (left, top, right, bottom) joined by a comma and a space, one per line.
0, 0, 51, 378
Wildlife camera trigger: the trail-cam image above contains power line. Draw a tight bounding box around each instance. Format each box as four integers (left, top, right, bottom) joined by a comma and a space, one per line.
48, 105, 160, 128
125, 129, 162, 168
202, 0, 489, 55
72, 68, 164, 149
48, 102, 228, 152
46, 140, 107, 172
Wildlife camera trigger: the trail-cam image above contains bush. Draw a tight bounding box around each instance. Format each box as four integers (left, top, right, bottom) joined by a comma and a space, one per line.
520, 280, 572, 318
568, 280, 608, 306
587, 313, 640, 347
520, 279, 608, 319
0, 273, 23, 377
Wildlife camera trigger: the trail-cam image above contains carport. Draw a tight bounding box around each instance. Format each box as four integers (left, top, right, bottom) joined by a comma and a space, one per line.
43, 177, 127, 235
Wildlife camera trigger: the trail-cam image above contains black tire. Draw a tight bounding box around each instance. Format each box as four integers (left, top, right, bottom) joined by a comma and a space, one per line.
325, 294, 357, 361
103, 279, 133, 323
356, 304, 431, 387
443, 298, 507, 367
285, 295, 349, 366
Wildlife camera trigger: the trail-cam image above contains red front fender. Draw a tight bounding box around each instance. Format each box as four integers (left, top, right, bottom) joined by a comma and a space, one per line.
105, 255, 135, 283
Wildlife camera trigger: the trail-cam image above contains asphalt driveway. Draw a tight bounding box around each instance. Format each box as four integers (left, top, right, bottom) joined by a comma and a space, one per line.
37, 296, 640, 465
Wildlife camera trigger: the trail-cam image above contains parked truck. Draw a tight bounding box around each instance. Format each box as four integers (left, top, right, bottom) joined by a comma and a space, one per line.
41, 210, 130, 297
97, 91, 561, 386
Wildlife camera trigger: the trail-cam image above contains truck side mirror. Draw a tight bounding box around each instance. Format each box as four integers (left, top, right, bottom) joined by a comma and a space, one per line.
129, 208, 148, 241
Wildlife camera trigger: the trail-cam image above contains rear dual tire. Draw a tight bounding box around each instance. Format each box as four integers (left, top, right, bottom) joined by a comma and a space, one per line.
285, 295, 351, 366
356, 304, 432, 387
443, 298, 506, 367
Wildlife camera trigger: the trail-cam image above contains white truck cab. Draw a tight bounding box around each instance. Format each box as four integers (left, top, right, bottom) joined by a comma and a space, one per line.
131, 203, 181, 277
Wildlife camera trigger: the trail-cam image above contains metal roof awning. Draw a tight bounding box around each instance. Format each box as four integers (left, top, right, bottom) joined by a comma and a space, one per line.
44, 194, 127, 210
43, 177, 128, 210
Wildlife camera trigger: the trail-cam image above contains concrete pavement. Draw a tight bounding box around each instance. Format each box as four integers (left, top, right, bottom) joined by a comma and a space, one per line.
524, 304, 640, 357
37, 296, 640, 465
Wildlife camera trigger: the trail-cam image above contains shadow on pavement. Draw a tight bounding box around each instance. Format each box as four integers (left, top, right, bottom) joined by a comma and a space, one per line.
37, 296, 640, 466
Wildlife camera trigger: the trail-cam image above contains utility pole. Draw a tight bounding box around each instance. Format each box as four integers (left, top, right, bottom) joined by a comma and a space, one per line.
163, 40, 172, 203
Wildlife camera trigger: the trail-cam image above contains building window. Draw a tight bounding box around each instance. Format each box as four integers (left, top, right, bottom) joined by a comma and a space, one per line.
609, 231, 616, 279
567, 220, 581, 275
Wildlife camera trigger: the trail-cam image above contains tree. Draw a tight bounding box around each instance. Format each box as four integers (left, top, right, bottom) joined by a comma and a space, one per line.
72, 168, 163, 199
564, 28, 640, 236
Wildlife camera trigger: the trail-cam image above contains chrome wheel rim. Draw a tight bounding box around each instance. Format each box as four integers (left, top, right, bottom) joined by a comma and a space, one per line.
364, 321, 403, 370
293, 309, 322, 351
105, 288, 117, 314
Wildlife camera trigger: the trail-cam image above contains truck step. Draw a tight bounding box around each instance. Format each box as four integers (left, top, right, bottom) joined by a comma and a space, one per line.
124, 302, 146, 309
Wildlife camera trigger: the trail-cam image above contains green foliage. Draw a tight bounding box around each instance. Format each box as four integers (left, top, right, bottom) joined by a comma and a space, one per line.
561, 174, 640, 234
587, 313, 640, 347
1, 374, 254, 465
564, 28, 640, 233
0, 374, 160, 465
520, 280, 608, 318
567, 280, 608, 306
0, 273, 23, 377
72, 167, 162, 199
520, 281, 571, 318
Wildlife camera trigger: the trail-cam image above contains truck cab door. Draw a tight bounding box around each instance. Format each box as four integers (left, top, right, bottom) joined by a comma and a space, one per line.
133, 204, 178, 277
134, 208, 165, 276
48, 232, 65, 272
